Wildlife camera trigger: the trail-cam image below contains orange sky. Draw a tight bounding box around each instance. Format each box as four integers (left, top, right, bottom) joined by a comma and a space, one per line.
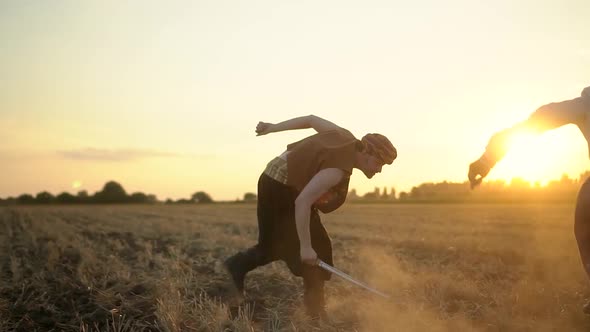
1, 1, 589, 201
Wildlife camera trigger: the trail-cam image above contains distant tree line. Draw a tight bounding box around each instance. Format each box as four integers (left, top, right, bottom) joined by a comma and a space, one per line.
0, 181, 241, 205
348, 171, 590, 204
347, 187, 396, 202
0, 181, 158, 205
162, 191, 258, 204
164, 191, 215, 204
3, 172, 590, 205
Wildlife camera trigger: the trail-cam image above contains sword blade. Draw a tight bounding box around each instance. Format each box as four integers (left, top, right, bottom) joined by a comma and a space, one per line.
317, 260, 390, 299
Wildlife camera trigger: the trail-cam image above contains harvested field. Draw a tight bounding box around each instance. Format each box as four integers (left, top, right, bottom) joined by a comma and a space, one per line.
1, 203, 589, 331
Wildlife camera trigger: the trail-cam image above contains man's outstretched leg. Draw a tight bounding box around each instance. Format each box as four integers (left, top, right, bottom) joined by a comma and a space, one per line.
223, 174, 281, 296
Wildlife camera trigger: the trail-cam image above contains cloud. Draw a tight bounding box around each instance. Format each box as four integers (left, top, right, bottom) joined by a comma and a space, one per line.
57, 148, 202, 162
0, 149, 46, 161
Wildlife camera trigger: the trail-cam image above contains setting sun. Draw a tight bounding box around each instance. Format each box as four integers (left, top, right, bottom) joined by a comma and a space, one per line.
488, 125, 589, 185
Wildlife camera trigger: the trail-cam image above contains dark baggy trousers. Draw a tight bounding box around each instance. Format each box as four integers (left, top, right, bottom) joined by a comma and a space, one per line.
575, 177, 590, 278
226, 173, 333, 315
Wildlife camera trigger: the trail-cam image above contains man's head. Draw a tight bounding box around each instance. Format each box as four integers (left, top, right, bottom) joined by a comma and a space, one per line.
356, 133, 397, 178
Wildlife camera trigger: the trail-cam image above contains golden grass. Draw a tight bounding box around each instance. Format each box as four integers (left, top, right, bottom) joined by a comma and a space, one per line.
0, 203, 589, 331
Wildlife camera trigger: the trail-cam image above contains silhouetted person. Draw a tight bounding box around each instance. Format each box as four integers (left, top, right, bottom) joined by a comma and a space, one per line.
224, 115, 397, 320
468, 85, 590, 313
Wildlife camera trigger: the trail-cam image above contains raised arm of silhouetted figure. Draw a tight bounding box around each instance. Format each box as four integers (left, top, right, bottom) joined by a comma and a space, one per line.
468, 87, 590, 189
255, 115, 343, 136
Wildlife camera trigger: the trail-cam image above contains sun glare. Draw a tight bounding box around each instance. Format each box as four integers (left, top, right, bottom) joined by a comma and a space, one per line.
489, 127, 587, 185
72, 181, 82, 189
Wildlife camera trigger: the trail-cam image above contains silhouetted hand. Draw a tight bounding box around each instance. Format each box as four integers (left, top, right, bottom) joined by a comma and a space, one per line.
255, 122, 274, 136
468, 158, 492, 189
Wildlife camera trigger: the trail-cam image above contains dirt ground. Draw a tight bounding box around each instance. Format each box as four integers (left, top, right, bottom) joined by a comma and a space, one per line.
1, 203, 589, 331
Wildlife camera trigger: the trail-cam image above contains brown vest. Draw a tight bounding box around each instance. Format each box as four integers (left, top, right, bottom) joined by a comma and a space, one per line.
286, 129, 358, 213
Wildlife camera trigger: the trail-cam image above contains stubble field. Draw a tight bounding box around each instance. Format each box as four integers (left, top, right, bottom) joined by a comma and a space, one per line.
1, 203, 589, 331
